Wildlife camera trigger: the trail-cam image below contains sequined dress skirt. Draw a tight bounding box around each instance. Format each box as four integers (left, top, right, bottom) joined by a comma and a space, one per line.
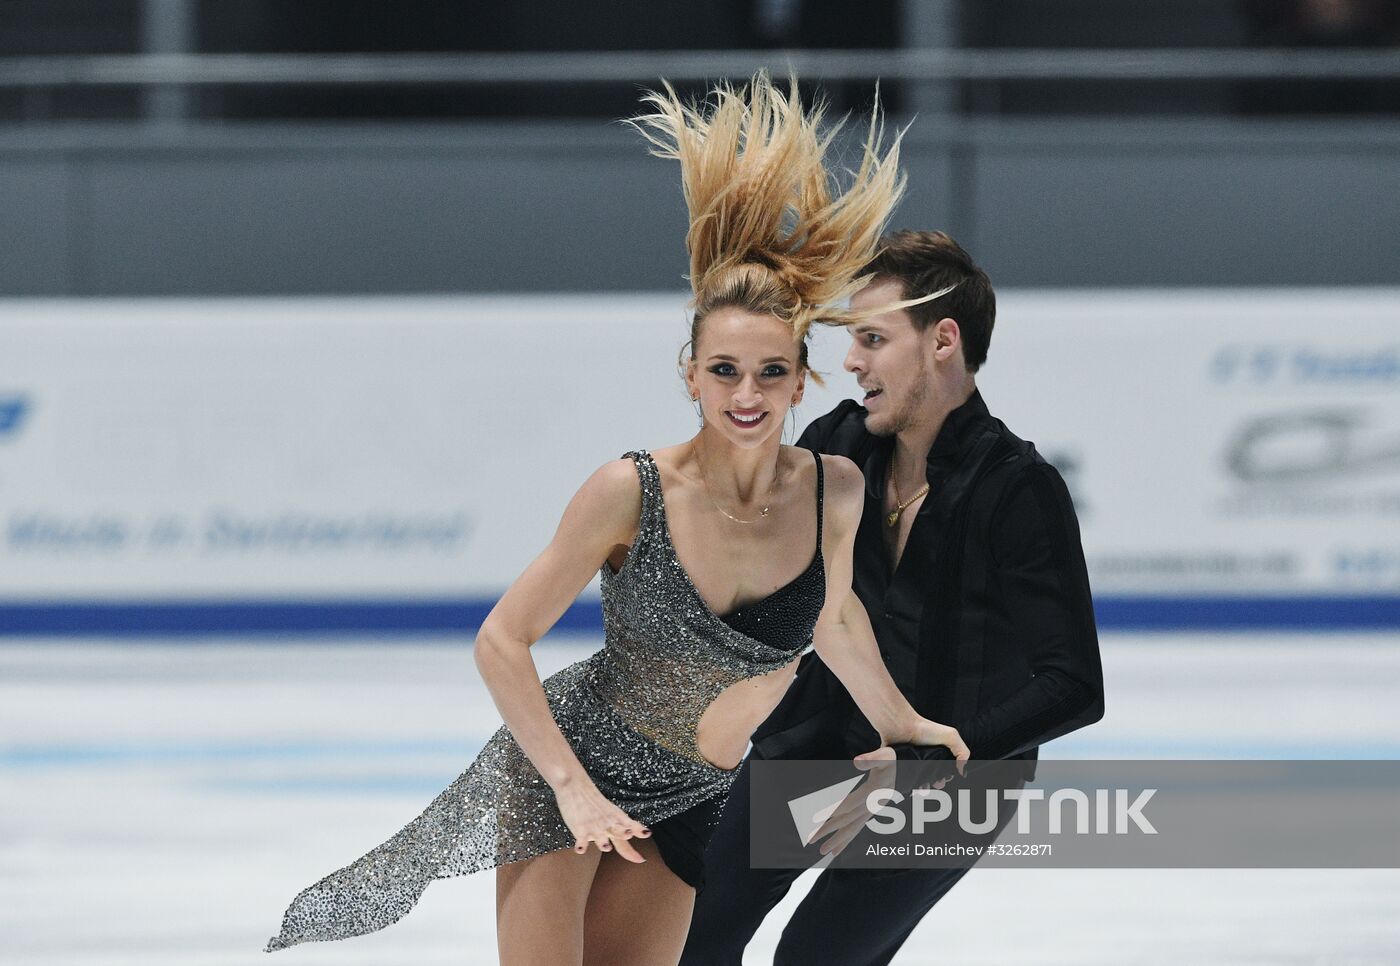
263, 648, 737, 952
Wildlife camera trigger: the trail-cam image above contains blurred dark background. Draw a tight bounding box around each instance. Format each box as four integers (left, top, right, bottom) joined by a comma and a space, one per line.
0, 0, 1396, 294
5, 0, 906, 121
4, 0, 1397, 121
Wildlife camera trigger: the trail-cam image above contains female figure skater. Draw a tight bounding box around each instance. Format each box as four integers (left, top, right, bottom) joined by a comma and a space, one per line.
264, 72, 967, 964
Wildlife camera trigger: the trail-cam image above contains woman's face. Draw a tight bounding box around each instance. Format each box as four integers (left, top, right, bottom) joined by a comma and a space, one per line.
685, 307, 806, 449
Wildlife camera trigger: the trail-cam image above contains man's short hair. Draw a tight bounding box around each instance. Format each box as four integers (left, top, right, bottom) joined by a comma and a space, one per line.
863, 230, 996, 372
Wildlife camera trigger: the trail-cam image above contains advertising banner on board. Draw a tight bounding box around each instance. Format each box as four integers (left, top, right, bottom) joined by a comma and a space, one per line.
1, 289, 1396, 633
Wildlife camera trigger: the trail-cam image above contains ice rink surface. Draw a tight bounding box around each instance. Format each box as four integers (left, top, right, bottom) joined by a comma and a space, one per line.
4, 632, 1399, 965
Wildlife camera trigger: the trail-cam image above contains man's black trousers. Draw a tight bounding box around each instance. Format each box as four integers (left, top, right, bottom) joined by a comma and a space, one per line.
678, 746, 1019, 966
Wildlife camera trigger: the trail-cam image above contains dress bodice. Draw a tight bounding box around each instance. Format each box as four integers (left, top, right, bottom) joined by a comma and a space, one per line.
591, 448, 826, 772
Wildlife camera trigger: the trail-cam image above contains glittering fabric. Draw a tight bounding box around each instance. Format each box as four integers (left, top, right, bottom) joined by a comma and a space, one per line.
263, 449, 825, 952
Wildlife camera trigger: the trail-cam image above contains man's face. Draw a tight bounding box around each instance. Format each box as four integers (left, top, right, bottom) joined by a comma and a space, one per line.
843, 277, 948, 437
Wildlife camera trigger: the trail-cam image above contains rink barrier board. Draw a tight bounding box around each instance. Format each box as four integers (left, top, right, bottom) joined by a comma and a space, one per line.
5, 292, 1400, 617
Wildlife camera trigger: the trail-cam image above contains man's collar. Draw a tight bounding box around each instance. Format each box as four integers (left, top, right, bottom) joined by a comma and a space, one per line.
928, 386, 990, 464
862, 387, 991, 499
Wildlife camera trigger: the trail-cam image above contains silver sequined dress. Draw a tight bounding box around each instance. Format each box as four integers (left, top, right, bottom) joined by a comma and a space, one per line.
264, 448, 826, 951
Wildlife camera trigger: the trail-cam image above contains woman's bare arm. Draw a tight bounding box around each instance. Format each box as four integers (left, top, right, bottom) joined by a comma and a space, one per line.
810, 455, 920, 743
811, 455, 968, 762
472, 458, 640, 792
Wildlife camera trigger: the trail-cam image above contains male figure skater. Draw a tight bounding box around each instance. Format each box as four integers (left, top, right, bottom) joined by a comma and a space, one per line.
679, 230, 1106, 966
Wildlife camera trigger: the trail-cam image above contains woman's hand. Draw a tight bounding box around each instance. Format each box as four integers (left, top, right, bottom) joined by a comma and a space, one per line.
914, 716, 970, 767
555, 779, 652, 863
869, 716, 971, 774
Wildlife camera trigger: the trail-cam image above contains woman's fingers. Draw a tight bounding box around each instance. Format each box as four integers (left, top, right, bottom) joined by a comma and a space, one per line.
946, 728, 970, 775
575, 834, 615, 855
948, 727, 969, 758
573, 820, 650, 859
922, 721, 970, 775
607, 825, 647, 863
615, 820, 651, 842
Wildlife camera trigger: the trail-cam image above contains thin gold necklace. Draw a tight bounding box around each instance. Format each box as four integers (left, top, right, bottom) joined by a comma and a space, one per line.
694, 440, 778, 525
886, 473, 930, 528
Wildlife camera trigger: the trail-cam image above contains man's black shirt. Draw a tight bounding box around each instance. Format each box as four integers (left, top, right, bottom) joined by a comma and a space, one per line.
750, 388, 1105, 771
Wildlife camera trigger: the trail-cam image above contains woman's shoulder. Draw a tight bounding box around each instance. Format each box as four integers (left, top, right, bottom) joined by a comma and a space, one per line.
797, 449, 863, 532
588, 453, 645, 486
800, 449, 863, 496
643, 442, 695, 471
564, 455, 645, 533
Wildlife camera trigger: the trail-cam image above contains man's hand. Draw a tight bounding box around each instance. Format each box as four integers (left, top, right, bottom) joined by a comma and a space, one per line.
810, 747, 955, 859
811, 749, 897, 858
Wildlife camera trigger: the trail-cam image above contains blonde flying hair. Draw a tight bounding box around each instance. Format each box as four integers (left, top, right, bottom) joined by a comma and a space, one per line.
626, 71, 952, 387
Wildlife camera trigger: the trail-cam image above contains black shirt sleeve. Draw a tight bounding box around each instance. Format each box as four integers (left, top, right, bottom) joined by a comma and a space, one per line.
895, 461, 1105, 762
795, 399, 863, 455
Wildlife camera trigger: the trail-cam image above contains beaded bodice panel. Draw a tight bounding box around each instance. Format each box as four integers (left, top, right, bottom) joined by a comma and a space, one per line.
592, 449, 826, 772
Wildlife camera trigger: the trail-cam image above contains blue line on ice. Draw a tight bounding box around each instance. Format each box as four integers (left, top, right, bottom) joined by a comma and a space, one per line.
4, 737, 1400, 769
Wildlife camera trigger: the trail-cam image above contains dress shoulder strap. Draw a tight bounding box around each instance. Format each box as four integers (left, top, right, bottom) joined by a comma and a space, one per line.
811, 449, 824, 556
620, 449, 663, 538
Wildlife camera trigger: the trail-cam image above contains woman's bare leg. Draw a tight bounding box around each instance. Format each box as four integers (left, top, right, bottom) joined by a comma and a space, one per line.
497, 846, 602, 965
582, 836, 696, 966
